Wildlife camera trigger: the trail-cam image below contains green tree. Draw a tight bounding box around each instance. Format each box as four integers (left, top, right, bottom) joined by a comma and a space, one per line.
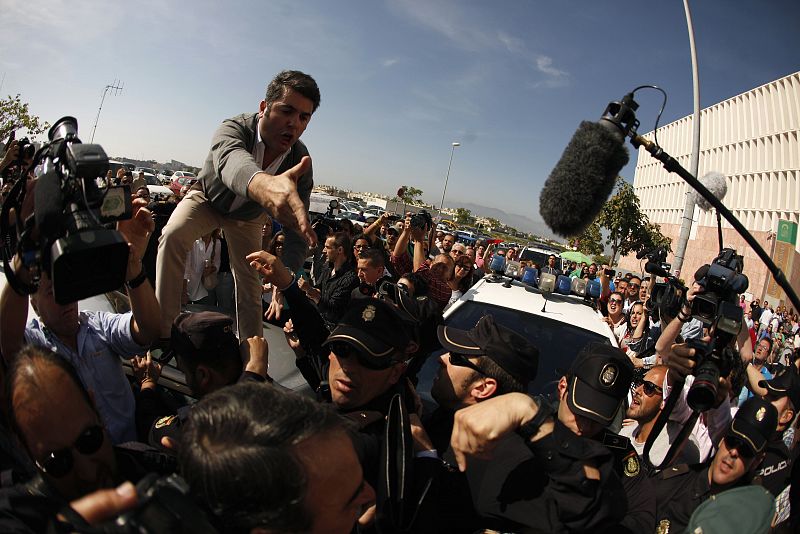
455, 207, 474, 225
570, 220, 604, 257
594, 177, 671, 265
395, 185, 423, 205
0, 94, 50, 144
486, 217, 501, 229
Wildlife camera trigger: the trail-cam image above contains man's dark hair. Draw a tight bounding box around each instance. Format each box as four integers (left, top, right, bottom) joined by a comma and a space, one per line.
7, 344, 96, 447
358, 248, 384, 269
176, 346, 242, 386
331, 231, 352, 257
628, 275, 642, 285
474, 356, 525, 396
401, 272, 428, 296
179, 382, 345, 532
265, 70, 321, 113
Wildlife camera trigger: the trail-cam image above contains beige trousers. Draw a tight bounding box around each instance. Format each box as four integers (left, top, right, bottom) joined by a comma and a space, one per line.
155, 190, 268, 340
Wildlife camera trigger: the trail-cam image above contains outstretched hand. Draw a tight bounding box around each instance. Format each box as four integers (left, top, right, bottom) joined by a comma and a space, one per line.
247, 156, 316, 247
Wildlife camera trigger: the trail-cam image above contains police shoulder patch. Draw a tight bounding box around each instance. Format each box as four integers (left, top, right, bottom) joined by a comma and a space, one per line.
623, 452, 640, 477
155, 415, 177, 429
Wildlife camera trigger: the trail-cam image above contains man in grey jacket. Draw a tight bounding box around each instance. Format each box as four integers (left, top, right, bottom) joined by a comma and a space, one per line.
156, 70, 319, 341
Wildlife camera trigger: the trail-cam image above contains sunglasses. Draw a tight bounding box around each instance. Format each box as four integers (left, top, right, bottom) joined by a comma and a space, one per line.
449, 353, 485, 376
609, 299, 623, 305
36, 425, 105, 478
628, 284, 640, 289
631, 378, 663, 397
329, 341, 396, 371
723, 435, 755, 458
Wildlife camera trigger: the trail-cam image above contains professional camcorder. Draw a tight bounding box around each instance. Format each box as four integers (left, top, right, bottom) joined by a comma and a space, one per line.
685, 248, 747, 411
409, 209, 432, 231
0, 117, 133, 304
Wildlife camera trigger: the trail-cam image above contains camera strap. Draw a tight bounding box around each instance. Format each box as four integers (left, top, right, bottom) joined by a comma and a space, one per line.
641, 377, 700, 471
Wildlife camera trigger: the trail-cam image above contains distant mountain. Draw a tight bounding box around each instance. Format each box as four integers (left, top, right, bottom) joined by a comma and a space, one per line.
443, 200, 560, 241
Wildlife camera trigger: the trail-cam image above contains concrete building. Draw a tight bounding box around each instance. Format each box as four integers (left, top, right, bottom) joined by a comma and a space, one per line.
618, 71, 800, 308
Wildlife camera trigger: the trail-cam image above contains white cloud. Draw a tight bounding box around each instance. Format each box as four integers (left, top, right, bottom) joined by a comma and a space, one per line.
382, 58, 400, 67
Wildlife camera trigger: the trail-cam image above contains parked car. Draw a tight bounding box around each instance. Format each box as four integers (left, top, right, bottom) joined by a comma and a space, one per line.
157, 169, 174, 185
169, 172, 198, 195
416, 272, 616, 409
134, 167, 158, 177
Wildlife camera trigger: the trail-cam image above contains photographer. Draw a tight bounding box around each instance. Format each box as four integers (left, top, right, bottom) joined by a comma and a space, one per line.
0, 196, 160, 445
391, 212, 453, 310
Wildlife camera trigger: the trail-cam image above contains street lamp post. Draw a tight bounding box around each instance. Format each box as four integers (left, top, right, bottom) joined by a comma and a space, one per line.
439, 142, 460, 217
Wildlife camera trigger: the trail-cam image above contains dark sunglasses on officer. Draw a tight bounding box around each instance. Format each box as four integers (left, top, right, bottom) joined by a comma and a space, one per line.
328, 341, 401, 371
35, 424, 105, 478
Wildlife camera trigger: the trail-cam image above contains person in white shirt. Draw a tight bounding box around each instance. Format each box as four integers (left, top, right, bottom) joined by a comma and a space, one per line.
184, 230, 222, 305
621, 365, 701, 468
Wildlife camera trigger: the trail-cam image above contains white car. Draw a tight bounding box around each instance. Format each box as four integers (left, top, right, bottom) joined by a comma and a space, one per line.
417, 272, 617, 403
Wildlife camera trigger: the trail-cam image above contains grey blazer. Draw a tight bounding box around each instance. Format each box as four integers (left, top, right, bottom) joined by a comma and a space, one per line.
198, 112, 312, 271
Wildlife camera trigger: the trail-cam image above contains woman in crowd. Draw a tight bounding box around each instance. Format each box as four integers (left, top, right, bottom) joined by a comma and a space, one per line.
445, 255, 474, 311
603, 291, 627, 332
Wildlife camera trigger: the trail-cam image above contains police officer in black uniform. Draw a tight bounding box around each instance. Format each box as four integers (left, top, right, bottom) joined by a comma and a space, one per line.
754, 368, 798, 496
454, 342, 653, 532
653, 396, 779, 533
141, 311, 269, 451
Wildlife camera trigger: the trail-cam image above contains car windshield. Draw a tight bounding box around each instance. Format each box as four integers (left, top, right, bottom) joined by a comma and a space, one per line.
444, 301, 610, 398
145, 176, 158, 185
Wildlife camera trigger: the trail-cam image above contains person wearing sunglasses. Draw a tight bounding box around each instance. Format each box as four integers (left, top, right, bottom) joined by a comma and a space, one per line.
322, 298, 412, 415
449, 342, 651, 532
0, 197, 160, 446
624, 275, 642, 312
427, 315, 538, 451
8, 345, 176, 508
619, 365, 701, 470
653, 397, 778, 533
604, 291, 627, 334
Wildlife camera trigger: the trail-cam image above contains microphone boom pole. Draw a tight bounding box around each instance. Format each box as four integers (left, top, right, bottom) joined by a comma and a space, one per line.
631, 134, 800, 314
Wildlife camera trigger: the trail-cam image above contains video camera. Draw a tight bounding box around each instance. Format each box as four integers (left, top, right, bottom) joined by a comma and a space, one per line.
685, 248, 747, 411
0, 117, 133, 304
409, 209, 432, 231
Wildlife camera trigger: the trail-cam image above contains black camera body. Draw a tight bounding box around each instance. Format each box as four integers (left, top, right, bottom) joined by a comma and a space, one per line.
2, 117, 133, 304
15, 136, 36, 165
409, 210, 432, 231
686, 248, 748, 411
111, 473, 218, 533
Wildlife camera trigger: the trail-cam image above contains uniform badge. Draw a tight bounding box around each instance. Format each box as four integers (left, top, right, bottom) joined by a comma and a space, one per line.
600, 364, 618, 387
756, 406, 766, 422
623, 453, 640, 477
656, 519, 671, 534
362, 305, 376, 322
155, 415, 177, 428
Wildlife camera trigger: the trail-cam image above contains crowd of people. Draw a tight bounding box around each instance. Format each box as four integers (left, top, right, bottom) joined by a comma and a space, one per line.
0, 69, 797, 533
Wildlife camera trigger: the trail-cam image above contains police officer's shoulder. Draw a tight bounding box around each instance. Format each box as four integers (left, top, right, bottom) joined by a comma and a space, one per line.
600, 429, 634, 451
657, 462, 704, 480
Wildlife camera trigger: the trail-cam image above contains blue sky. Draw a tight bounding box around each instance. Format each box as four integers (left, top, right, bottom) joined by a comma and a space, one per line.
1, 0, 798, 221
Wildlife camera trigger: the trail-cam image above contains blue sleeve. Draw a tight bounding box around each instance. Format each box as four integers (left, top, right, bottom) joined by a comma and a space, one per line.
87, 311, 147, 357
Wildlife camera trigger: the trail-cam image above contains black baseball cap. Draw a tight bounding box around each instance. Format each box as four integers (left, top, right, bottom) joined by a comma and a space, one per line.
728, 397, 778, 455
323, 299, 411, 369
169, 311, 239, 362
759, 367, 800, 410
437, 315, 538, 386
566, 342, 634, 425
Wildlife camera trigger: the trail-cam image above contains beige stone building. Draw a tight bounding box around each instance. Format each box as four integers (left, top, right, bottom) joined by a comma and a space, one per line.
618, 71, 800, 308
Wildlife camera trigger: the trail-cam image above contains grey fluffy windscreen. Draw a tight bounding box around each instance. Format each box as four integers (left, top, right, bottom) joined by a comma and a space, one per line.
692, 171, 728, 211
539, 121, 629, 237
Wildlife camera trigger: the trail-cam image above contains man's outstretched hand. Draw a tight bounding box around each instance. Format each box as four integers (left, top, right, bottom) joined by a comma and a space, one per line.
248, 156, 316, 247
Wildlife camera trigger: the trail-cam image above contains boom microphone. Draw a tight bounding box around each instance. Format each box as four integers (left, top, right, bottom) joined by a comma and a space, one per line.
692, 171, 727, 211
539, 121, 629, 237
